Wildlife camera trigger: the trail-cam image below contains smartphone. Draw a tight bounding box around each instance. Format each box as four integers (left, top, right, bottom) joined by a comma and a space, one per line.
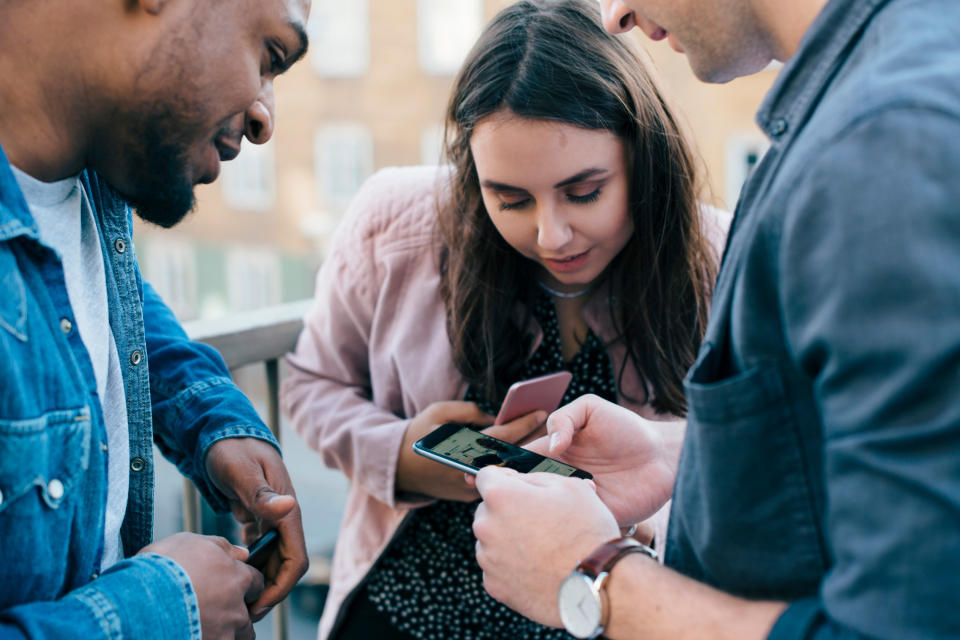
494, 370, 573, 425
245, 529, 279, 570
413, 422, 592, 479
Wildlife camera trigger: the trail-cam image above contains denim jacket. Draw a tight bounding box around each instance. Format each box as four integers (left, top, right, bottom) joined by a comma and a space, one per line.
0, 144, 279, 639
665, 0, 960, 638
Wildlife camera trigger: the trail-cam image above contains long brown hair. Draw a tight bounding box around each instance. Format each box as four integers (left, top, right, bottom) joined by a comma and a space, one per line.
438, 0, 716, 416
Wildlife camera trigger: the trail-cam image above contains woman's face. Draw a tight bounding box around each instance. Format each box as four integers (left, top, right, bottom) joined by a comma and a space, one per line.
470, 112, 633, 294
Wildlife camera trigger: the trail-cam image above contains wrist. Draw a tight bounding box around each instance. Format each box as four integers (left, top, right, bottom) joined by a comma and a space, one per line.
557, 536, 657, 639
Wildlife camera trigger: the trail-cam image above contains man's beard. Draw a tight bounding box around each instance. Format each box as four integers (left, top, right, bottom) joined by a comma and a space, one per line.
118, 107, 198, 229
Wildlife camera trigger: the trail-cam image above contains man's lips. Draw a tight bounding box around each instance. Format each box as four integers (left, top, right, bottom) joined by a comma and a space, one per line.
649, 26, 669, 41
542, 249, 591, 273
216, 140, 241, 162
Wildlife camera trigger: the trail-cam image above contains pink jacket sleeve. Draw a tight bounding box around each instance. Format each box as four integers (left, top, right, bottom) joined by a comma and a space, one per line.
281, 173, 428, 510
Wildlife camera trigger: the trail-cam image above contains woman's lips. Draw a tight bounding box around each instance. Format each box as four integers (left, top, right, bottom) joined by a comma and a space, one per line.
543, 249, 591, 273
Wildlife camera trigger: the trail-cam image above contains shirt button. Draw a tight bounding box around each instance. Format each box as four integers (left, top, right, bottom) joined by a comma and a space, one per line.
47, 478, 65, 500
114, 238, 126, 254
60, 318, 73, 334
130, 457, 146, 472
130, 350, 143, 366
770, 118, 788, 136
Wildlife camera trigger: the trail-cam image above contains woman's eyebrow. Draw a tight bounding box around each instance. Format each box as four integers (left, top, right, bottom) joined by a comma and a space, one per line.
480, 180, 527, 192
554, 168, 608, 188
480, 168, 609, 192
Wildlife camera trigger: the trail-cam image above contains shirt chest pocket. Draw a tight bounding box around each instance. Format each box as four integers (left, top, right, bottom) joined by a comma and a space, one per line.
668, 342, 826, 599
0, 407, 92, 516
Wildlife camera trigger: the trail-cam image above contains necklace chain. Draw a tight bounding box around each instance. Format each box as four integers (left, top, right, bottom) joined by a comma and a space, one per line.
537, 280, 592, 299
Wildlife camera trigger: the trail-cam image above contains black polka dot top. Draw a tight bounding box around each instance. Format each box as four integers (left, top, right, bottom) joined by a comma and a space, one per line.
362, 290, 618, 639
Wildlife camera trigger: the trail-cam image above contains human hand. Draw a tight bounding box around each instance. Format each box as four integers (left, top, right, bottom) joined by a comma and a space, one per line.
473, 467, 618, 627
140, 532, 264, 640
527, 394, 676, 525
204, 437, 308, 620
396, 401, 547, 501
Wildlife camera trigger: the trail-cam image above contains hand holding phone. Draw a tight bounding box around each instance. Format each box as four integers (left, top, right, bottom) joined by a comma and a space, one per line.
494, 371, 572, 425
413, 422, 592, 479
245, 529, 279, 570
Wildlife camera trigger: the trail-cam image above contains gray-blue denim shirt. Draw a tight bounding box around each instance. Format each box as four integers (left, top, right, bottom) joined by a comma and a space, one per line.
0, 144, 280, 639
666, 0, 960, 638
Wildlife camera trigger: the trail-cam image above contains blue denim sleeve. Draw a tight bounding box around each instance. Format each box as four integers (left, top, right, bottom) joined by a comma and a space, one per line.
774, 108, 960, 639
142, 280, 279, 512
0, 554, 200, 640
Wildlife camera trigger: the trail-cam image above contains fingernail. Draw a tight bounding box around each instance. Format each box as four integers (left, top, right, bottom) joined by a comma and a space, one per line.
549, 433, 560, 452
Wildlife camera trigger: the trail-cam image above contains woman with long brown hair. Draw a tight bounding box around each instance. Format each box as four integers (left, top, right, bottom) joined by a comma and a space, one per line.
282, 1, 726, 638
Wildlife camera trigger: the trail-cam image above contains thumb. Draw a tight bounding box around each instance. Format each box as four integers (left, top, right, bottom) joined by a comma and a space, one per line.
248, 486, 296, 520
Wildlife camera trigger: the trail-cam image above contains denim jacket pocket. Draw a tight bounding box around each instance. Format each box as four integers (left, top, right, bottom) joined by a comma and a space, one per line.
0, 406, 92, 515
0, 243, 28, 342
668, 343, 825, 598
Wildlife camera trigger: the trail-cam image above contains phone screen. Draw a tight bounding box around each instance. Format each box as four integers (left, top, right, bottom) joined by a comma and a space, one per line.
414, 423, 592, 479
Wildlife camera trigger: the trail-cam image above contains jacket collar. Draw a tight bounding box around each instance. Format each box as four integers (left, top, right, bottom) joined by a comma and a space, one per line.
0, 144, 39, 243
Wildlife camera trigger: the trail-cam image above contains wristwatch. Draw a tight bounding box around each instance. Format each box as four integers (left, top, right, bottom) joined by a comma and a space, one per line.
557, 536, 658, 639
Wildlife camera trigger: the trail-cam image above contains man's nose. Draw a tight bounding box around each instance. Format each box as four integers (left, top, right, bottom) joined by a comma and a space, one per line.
599, 0, 638, 35
245, 82, 276, 145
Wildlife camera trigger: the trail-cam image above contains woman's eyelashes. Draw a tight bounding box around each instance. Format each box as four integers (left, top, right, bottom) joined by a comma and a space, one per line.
497, 187, 603, 211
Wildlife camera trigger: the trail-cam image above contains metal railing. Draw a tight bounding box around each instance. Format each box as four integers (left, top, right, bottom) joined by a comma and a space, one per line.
182, 299, 314, 640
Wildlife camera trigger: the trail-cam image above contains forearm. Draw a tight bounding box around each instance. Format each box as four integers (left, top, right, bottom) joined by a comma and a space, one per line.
0, 555, 199, 640
605, 554, 786, 640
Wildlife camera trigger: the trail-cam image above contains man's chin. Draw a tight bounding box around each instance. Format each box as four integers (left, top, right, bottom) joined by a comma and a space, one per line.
123, 186, 196, 229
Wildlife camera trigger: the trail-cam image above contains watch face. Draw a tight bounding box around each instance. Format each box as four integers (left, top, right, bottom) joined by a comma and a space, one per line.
558, 572, 604, 639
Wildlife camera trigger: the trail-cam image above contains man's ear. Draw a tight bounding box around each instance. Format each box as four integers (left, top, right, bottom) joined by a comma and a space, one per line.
136, 0, 172, 16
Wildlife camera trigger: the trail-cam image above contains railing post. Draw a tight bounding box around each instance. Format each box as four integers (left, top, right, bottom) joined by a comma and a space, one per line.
265, 357, 289, 640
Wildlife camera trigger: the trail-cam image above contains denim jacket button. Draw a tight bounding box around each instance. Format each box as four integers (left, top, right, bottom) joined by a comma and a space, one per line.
0, 488, 4, 507
60, 318, 73, 334
101, 442, 108, 452
91, 572, 99, 580
130, 457, 145, 472
130, 350, 143, 366
770, 118, 788, 136
47, 478, 64, 500
114, 238, 126, 254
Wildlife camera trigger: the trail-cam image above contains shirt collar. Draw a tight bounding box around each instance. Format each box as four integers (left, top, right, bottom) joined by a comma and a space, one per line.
756, 0, 893, 141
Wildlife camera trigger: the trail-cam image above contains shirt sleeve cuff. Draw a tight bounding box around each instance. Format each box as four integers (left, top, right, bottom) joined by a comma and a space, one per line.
75, 553, 201, 640
767, 597, 824, 640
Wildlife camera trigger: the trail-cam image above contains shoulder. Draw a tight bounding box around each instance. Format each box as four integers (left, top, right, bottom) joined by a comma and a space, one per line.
332, 165, 448, 254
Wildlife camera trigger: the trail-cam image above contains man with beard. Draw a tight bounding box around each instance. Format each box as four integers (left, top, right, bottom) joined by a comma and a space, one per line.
0, 0, 310, 638
471, 0, 960, 639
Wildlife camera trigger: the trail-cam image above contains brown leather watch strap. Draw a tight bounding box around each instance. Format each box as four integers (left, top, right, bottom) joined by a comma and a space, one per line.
576, 536, 658, 579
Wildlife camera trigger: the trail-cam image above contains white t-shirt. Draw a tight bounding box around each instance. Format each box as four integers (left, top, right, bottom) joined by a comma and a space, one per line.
12, 167, 129, 569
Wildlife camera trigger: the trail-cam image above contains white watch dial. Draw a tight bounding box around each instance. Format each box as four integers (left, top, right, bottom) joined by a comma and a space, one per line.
558, 572, 604, 639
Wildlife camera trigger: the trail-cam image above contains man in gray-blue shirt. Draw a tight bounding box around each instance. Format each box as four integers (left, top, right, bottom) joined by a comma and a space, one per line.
471, 0, 960, 638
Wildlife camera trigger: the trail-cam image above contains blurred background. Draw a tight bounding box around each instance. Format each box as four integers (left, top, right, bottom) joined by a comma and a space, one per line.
137, 1, 778, 637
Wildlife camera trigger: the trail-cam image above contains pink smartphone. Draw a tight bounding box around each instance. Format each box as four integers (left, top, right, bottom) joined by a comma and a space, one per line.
494, 371, 573, 425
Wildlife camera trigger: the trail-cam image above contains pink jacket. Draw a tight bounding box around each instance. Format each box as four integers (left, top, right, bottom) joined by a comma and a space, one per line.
281, 165, 729, 639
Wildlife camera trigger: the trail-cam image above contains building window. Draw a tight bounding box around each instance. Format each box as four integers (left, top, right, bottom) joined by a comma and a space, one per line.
315, 124, 374, 207
221, 140, 275, 211
144, 238, 197, 321
226, 247, 282, 312
307, 0, 370, 77
417, 0, 483, 75
724, 133, 769, 209
420, 124, 446, 166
